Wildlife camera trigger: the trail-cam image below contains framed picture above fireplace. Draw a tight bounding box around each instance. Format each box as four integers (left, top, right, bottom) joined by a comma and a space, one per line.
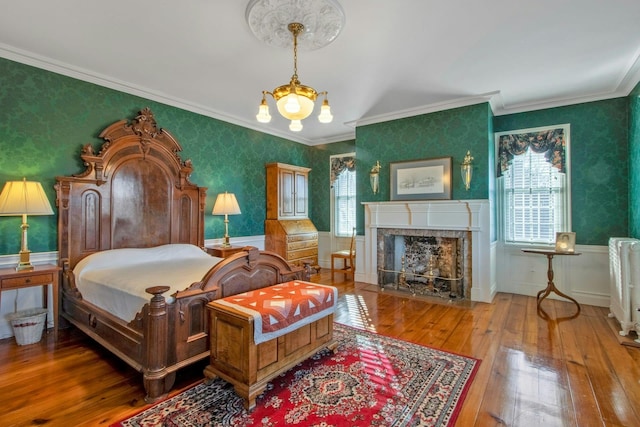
390, 157, 452, 200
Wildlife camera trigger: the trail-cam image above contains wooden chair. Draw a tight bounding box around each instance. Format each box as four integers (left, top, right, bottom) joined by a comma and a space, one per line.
331, 228, 356, 279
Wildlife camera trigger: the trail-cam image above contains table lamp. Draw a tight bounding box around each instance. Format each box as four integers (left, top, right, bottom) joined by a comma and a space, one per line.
212, 192, 241, 248
0, 178, 54, 271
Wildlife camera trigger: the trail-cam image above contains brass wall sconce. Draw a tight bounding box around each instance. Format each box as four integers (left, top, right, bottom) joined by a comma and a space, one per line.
460, 151, 474, 191
370, 161, 381, 194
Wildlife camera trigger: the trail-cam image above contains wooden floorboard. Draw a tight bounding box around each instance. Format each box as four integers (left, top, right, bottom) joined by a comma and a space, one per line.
1, 271, 640, 426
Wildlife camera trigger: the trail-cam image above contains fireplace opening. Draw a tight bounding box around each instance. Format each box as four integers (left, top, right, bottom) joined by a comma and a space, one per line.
377, 228, 471, 299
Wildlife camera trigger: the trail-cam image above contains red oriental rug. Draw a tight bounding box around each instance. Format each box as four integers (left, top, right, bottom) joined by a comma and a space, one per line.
112, 323, 479, 427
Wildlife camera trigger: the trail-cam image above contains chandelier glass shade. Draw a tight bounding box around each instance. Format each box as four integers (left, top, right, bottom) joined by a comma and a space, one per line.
274, 80, 317, 120
255, 22, 333, 132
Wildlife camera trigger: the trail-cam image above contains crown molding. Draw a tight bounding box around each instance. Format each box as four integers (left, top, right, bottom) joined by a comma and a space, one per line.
490, 90, 628, 116
345, 92, 499, 129
617, 48, 640, 96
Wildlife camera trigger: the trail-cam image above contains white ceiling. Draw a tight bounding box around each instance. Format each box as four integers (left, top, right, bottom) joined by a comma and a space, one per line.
1, 1, 639, 145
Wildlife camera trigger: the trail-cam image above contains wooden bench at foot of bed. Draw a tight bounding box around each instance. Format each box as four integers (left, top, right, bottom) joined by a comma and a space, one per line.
203, 280, 338, 410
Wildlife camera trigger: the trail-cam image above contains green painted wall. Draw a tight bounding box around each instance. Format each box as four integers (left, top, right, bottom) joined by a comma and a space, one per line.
494, 98, 629, 246
354, 103, 493, 234
0, 58, 317, 255
630, 82, 640, 238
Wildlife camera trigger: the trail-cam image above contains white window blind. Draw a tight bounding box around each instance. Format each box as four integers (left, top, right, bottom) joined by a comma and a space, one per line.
501, 150, 568, 244
334, 169, 356, 237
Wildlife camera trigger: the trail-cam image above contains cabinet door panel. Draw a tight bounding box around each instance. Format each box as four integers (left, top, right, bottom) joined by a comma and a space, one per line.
294, 171, 308, 217
279, 169, 295, 217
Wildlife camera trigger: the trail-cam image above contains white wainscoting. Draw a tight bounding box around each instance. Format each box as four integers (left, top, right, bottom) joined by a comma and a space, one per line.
496, 243, 610, 307
317, 231, 332, 269
0, 236, 610, 340
164, 236, 613, 310
205, 235, 266, 251
279, 230, 609, 307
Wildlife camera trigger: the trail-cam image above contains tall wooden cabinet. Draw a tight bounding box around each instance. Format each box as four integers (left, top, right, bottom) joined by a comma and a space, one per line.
266, 163, 309, 219
265, 163, 319, 267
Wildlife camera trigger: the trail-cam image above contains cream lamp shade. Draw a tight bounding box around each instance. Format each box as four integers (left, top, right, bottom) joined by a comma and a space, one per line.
0, 178, 54, 270
212, 192, 241, 248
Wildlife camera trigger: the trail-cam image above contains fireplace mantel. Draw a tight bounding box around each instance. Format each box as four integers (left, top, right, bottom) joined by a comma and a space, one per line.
361, 200, 495, 303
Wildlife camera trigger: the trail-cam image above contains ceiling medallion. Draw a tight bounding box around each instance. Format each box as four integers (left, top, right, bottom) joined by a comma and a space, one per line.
245, 0, 346, 51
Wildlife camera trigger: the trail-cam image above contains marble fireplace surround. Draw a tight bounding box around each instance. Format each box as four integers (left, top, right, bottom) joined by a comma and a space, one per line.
362, 200, 494, 303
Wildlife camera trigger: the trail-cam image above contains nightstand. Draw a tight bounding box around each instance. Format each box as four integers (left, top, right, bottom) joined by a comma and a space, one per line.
0, 264, 61, 340
206, 245, 245, 258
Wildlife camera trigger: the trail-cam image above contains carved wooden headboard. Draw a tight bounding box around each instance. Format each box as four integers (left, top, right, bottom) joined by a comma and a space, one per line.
55, 108, 207, 270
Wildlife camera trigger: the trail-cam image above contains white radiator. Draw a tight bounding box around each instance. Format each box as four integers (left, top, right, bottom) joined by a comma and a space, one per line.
608, 237, 640, 341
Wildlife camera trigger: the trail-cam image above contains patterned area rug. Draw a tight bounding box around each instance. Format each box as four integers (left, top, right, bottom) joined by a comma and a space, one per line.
112, 323, 479, 427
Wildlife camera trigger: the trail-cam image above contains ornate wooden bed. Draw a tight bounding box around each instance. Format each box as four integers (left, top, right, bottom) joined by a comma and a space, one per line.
55, 108, 308, 402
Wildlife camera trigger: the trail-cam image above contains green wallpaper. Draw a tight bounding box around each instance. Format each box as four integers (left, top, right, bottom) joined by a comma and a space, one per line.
0, 57, 315, 255
354, 103, 492, 234
0, 56, 635, 254
494, 98, 629, 246
630, 81, 640, 238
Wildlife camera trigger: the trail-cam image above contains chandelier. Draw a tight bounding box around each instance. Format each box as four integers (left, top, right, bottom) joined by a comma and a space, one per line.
255, 22, 332, 132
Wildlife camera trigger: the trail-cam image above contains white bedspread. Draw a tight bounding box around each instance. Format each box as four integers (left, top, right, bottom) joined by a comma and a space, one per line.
73, 244, 223, 321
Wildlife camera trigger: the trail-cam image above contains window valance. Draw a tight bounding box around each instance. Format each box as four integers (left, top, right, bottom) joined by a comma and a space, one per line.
330, 156, 355, 188
497, 127, 567, 177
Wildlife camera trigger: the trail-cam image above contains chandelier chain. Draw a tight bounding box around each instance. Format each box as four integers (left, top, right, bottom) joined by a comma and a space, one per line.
289, 22, 303, 80
293, 29, 298, 78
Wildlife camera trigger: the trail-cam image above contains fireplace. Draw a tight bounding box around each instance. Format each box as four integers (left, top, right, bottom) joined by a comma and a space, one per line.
361, 200, 494, 303
377, 228, 471, 299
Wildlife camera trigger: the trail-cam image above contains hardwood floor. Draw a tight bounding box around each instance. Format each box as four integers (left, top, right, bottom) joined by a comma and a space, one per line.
2, 271, 640, 426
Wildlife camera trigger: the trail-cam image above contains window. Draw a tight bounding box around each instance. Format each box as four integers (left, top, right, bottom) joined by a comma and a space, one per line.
331, 154, 356, 237
496, 125, 571, 245
334, 168, 356, 236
